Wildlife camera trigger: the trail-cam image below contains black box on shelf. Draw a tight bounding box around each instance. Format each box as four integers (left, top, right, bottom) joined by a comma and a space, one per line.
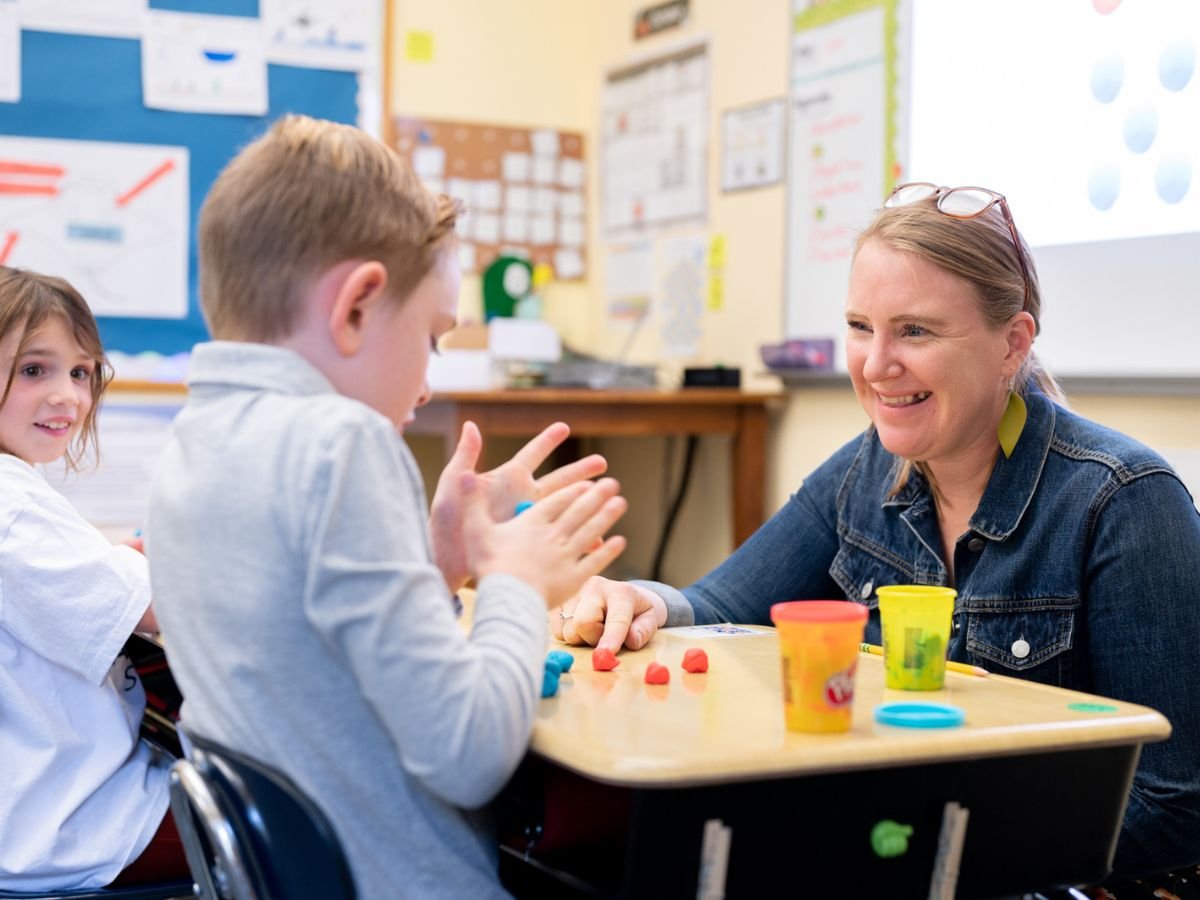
683, 366, 741, 388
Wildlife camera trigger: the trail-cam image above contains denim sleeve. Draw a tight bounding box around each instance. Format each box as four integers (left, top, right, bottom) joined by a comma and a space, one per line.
671, 437, 855, 626
1087, 471, 1200, 878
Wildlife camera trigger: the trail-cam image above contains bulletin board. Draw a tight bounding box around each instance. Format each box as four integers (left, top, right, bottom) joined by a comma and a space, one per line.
391, 116, 588, 280
0, 0, 374, 355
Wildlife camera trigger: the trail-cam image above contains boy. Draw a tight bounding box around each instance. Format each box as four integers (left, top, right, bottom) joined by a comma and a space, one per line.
146, 115, 627, 899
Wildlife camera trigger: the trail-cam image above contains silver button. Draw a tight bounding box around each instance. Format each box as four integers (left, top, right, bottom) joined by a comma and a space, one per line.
1011, 638, 1031, 659
860, 581, 874, 600
967, 537, 985, 553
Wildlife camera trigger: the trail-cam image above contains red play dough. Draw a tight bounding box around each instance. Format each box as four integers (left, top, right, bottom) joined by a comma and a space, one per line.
681, 648, 709, 673
644, 662, 670, 684
591, 647, 619, 671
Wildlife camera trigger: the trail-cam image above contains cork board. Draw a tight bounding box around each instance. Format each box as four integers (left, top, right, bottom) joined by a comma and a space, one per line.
392, 116, 587, 280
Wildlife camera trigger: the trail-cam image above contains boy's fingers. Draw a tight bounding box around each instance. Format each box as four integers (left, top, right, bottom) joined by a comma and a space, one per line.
567, 497, 627, 555
509, 422, 570, 472
446, 421, 483, 474
526, 479, 592, 520
549, 478, 621, 534
535, 454, 608, 496
575, 535, 627, 582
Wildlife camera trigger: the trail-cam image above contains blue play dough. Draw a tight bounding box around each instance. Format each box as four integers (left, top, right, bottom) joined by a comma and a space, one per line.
514, 500, 534, 516
542, 660, 561, 698
875, 702, 965, 729
546, 649, 575, 672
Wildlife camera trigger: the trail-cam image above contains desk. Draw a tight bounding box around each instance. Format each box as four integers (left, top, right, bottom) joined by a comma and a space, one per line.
408, 389, 782, 547
502, 626, 1170, 899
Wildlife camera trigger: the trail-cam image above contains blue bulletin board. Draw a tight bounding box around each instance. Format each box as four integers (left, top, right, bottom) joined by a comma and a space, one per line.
0, 0, 365, 354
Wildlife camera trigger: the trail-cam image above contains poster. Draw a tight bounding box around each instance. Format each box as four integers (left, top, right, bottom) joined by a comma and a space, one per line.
0, 135, 189, 318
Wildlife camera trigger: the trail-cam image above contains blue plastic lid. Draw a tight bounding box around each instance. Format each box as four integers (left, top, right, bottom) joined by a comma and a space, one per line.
875, 702, 965, 729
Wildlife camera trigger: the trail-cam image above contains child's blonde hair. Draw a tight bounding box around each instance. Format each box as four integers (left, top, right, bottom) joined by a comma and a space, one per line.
198, 114, 461, 341
0, 266, 111, 470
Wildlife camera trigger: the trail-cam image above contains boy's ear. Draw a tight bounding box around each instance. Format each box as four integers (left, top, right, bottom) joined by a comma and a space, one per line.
329, 261, 389, 357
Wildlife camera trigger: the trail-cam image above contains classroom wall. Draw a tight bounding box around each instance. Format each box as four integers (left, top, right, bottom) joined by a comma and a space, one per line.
392, 0, 1200, 589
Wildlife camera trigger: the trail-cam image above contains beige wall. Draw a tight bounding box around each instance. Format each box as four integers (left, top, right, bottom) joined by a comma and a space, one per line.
392, 0, 1200, 588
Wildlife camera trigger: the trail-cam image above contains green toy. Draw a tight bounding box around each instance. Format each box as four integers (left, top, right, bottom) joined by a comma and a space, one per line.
482, 255, 532, 321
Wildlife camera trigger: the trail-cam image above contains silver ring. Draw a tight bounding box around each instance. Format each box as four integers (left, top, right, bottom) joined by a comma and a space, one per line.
560, 610, 573, 622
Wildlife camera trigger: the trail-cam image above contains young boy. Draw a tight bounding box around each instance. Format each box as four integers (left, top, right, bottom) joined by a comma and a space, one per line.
146, 115, 627, 899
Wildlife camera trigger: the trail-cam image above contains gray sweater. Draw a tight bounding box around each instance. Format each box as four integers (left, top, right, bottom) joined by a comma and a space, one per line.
147, 342, 545, 899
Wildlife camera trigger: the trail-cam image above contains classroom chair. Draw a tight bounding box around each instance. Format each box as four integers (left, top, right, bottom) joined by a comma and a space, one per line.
0, 881, 193, 900
167, 735, 356, 900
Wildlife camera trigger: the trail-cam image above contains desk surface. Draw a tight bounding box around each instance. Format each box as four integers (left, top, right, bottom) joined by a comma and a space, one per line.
533, 625, 1171, 788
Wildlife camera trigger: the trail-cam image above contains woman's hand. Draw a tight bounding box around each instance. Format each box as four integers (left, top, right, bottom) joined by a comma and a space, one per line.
552, 576, 667, 652
430, 421, 608, 592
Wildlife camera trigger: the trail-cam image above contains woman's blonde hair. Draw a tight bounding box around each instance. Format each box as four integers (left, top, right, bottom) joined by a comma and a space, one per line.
853, 199, 1064, 494
198, 114, 461, 341
0, 266, 112, 470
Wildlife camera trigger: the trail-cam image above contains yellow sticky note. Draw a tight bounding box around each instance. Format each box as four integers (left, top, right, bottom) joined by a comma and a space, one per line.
405, 31, 435, 63
709, 234, 726, 270
707, 274, 724, 311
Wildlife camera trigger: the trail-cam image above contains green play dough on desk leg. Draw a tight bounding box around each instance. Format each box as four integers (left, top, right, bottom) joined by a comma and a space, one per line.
870, 820, 913, 858
1068, 702, 1118, 713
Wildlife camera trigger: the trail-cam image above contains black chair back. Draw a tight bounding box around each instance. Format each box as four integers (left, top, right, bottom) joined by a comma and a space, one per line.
0, 884, 193, 900
168, 735, 355, 900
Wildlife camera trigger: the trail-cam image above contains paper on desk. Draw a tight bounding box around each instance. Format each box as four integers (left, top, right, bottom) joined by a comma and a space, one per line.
666, 624, 769, 638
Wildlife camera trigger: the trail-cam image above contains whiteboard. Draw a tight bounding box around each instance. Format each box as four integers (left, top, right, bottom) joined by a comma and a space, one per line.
785, 0, 1200, 379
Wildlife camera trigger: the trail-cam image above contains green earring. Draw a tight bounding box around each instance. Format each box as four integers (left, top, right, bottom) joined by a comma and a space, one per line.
997, 386, 1027, 459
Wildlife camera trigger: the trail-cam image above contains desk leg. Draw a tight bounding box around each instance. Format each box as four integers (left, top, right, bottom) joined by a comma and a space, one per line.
731, 405, 767, 547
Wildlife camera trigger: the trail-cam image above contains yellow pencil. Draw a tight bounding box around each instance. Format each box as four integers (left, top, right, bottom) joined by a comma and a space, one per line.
859, 642, 989, 678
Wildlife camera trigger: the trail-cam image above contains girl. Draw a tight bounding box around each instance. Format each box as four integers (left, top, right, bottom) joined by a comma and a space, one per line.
0, 266, 188, 890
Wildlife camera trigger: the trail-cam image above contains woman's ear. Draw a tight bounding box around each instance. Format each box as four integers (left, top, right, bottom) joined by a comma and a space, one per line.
328, 261, 389, 357
1003, 310, 1036, 378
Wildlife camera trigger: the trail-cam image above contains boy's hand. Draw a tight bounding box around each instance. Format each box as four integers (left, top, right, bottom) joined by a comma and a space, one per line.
429, 421, 608, 591
460, 472, 627, 608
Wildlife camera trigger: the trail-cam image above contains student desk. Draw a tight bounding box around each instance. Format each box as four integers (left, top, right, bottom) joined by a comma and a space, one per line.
501, 625, 1170, 899
408, 388, 782, 547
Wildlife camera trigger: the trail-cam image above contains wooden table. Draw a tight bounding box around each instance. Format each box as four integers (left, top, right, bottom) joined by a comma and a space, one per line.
409, 389, 781, 547
500, 626, 1170, 899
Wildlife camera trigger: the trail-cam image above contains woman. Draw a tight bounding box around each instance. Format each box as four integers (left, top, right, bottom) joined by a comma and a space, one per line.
555, 183, 1200, 889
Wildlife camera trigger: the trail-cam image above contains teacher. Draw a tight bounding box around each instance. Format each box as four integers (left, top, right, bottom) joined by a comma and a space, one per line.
554, 182, 1200, 885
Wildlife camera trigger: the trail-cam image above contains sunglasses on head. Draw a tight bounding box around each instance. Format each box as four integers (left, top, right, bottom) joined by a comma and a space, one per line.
883, 182, 1032, 313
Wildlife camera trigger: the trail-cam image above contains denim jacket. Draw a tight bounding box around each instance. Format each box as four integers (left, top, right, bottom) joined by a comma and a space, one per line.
644, 390, 1200, 879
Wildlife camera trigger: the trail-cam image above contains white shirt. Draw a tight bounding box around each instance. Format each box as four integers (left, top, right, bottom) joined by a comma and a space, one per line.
0, 454, 170, 890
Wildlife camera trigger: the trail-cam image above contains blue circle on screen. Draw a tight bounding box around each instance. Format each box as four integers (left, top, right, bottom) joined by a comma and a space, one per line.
1087, 167, 1120, 211
1159, 42, 1195, 91
1122, 104, 1158, 153
1090, 55, 1124, 103
1155, 155, 1191, 204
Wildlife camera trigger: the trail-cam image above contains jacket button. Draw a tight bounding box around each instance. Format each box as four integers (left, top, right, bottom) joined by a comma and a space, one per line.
967, 537, 985, 553
860, 581, 874, 600
1011, 638, 1031, 659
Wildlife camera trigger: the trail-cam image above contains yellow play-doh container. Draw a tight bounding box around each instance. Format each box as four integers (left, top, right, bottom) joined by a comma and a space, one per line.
876, 585, 957, 690
770, 600, 869, 733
